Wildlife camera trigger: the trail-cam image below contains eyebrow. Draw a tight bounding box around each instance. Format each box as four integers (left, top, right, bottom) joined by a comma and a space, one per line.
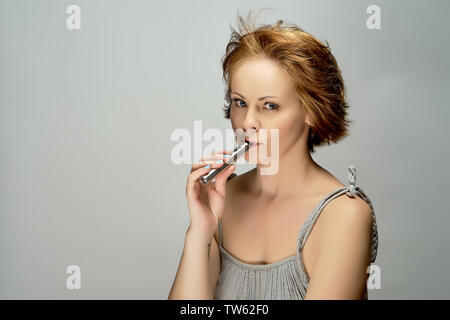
231, 91, 281, 101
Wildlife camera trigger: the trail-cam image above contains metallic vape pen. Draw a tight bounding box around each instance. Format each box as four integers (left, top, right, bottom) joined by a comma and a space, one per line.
199, 141, 252, 185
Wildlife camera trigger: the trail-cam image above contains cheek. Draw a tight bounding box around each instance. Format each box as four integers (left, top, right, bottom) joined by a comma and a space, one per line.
268, 117, 302, 151
229, 107, 236, 124
230, 115, 239, 131
230, 107, 247, 130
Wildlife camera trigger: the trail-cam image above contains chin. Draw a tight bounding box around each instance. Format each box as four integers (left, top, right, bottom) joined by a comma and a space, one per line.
244, 151, 270, 165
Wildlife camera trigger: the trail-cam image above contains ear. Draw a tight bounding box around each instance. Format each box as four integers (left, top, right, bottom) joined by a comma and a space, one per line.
305, 114, 312, 127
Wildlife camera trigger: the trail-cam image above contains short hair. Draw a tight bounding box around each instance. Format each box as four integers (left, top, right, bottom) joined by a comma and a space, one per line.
221, 11, 353, 153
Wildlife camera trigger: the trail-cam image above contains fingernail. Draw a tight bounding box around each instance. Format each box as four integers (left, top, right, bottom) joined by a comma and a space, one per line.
224, 154, 230, 157
216, 160, 223, 163
204, 165, 210, 169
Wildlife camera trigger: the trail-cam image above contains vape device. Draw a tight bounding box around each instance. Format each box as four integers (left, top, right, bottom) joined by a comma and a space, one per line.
199, 141, 252, 185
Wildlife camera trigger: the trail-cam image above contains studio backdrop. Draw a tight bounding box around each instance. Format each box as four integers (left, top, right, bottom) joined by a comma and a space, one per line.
1, 0, 449, 299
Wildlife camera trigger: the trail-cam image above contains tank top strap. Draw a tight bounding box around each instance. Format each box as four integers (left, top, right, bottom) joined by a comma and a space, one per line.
296, 186, 348, 251
345, 165, 357, 197
342, 165, 379, 263
296, 165, 379, 263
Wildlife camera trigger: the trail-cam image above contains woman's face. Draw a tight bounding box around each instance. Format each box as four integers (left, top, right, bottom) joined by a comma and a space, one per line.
229, 56, 310, 165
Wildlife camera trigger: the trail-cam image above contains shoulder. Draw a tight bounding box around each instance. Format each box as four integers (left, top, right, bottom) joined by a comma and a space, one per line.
318, 191, 373, 246
325, 191, 373, 223
304, 189, 374, 298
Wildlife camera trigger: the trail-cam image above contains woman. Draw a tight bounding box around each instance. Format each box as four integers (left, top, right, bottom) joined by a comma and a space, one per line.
168, 13, 378, 300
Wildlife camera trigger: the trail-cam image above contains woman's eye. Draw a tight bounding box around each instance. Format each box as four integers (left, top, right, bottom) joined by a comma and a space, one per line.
264, 102, 279, 111
232, 99, 246, 108
231, 99, 279, 111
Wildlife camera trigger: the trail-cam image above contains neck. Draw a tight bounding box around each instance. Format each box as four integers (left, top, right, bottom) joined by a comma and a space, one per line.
252, 138, 318, 201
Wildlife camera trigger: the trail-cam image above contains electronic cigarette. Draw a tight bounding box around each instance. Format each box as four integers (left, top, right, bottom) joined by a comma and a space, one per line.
199, 141, 252, 185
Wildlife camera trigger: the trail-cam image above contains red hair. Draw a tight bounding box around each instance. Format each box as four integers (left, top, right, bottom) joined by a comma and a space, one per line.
221, 11, 353, 153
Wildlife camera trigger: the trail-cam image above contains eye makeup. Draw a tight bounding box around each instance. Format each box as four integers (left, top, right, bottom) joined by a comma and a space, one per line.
231, 98, 280, 111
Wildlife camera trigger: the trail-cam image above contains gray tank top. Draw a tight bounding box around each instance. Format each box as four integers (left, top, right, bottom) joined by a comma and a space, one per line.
213, 165, 379, 300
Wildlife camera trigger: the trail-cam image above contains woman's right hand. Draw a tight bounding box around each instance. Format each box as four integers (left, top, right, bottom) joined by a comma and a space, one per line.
185, 150, 236, 242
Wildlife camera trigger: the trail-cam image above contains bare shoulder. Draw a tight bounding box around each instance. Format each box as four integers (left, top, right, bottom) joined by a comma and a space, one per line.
324, 192, 373, 223
319, 192, 373, 242
304, 191, 374, 299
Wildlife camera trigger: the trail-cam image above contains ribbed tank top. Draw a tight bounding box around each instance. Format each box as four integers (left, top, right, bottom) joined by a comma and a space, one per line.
213, 165, 379, 300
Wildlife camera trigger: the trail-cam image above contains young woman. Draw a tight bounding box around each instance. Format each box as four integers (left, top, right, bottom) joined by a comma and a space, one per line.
169, 14, 378, 300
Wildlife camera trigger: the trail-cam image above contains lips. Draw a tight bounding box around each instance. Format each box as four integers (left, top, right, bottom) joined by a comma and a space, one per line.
245, 139, 261, 147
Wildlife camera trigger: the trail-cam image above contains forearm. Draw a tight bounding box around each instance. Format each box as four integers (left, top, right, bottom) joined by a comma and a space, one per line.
168, 230, 212, 299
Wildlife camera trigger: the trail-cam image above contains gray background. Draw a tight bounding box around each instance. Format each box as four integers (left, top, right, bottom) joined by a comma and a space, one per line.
1, 0, 449, 299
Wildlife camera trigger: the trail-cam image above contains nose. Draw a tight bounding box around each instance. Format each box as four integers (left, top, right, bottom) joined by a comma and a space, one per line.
242, 106, 260, 132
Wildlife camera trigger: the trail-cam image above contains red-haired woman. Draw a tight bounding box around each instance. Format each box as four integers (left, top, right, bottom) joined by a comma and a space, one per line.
169, 11, 378, 300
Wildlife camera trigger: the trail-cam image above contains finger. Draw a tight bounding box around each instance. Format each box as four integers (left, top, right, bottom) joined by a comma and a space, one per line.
186, 165, 213, 194
211, 149, 234, 155
197, 150, 233, 162
213, 164, 236, 198
190, 159, 228, 173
